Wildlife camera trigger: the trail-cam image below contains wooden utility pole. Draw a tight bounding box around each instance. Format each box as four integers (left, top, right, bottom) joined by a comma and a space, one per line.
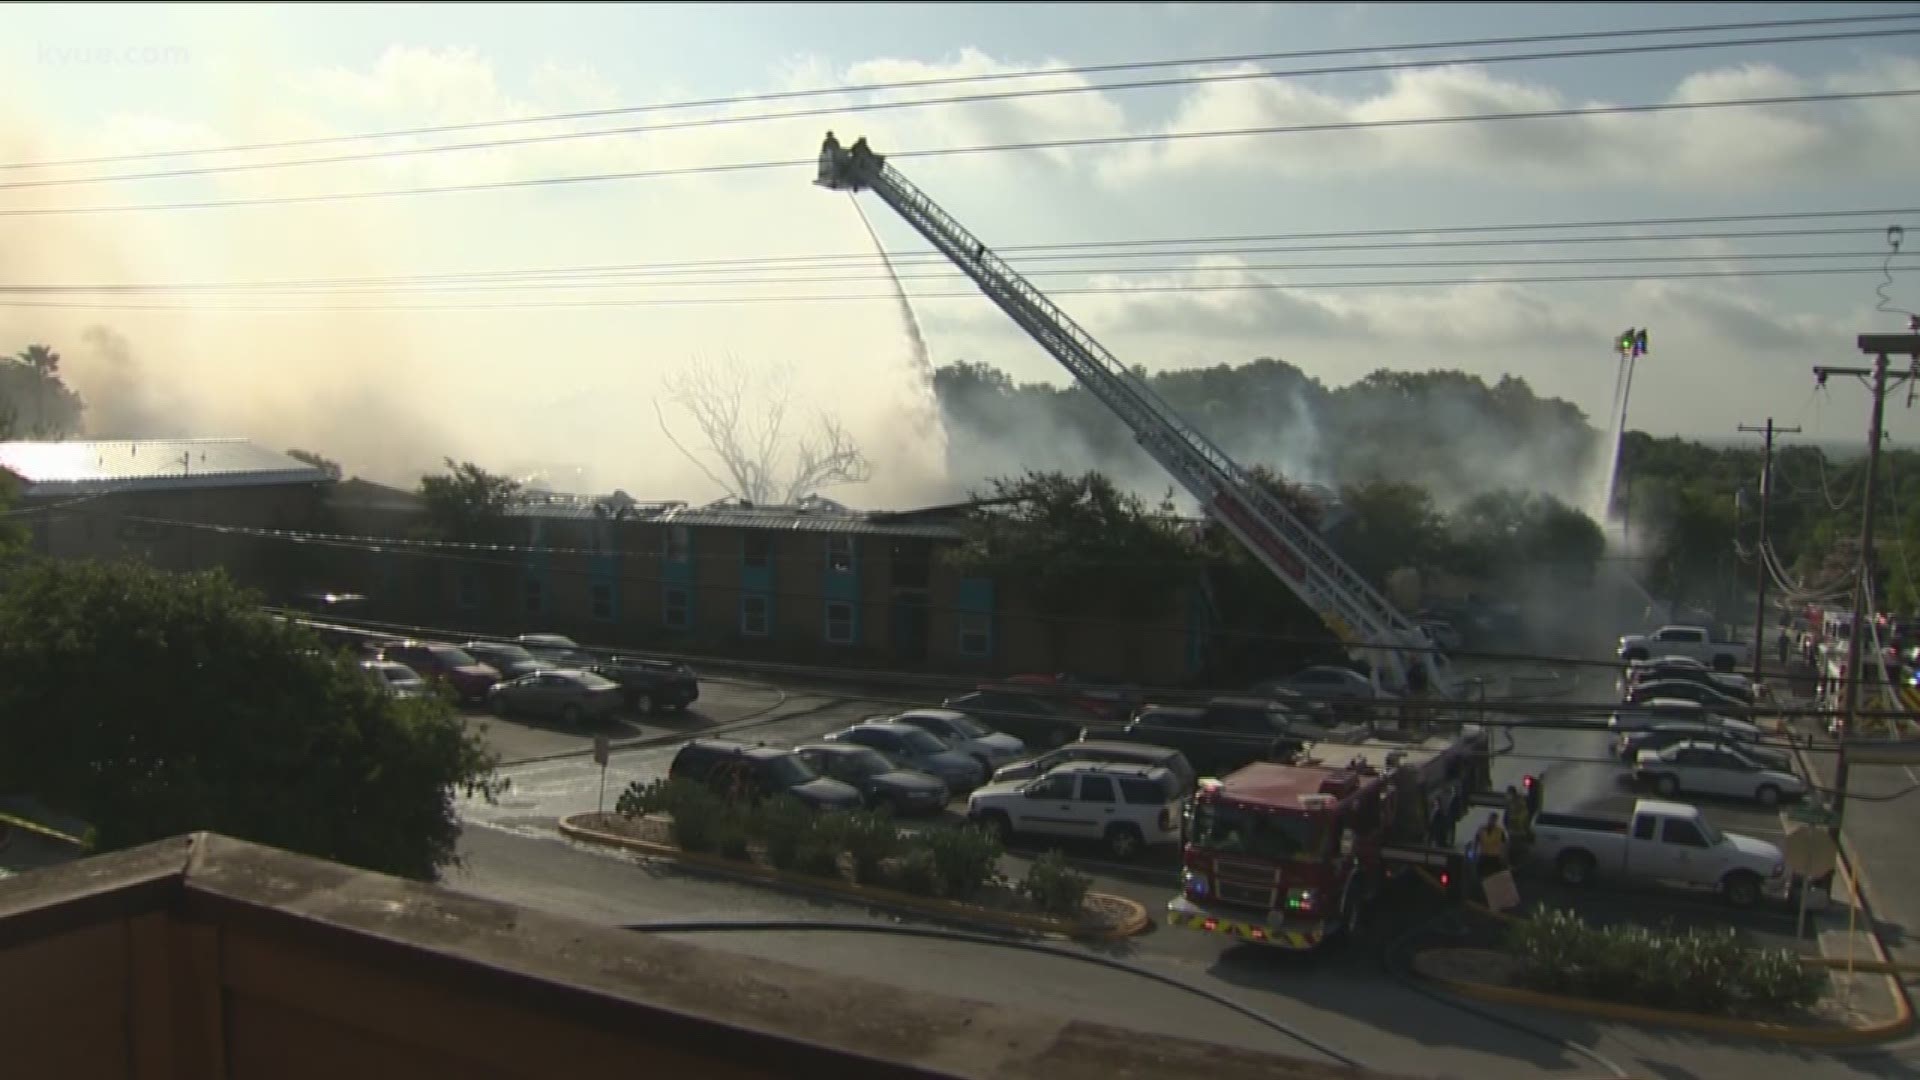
1738, 418, 1799, 681
1815, 332, 1920, 837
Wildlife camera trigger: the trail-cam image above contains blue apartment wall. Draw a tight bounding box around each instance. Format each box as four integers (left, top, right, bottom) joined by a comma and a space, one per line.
663, 528, 694, 631
590, 517, 618, 621
822, 537, 861, 644
956, 576, 994, 658
741, 534, 773, 632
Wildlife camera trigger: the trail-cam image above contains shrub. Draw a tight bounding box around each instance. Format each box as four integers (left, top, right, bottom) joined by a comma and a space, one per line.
614, 778, 667, 818
922, 823, 1004, 901
1506, 908, 1823, 1017
716, 804, 755, 861
664, 782, 727, 853
795, 843, 844, 880
887, 848, 939, 896
757, 796, 813, 871
841, 810, 902, 885
1021, 851, 1092, 917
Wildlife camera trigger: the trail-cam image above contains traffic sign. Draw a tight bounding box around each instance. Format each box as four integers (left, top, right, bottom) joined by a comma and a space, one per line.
592, 734, 611, 767
1782, 823, 1838, 879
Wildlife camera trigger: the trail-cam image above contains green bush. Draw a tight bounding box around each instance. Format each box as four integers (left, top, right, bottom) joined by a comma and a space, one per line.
716, 804, 755, 861
1506, 908, 1823, 1017
887, 848, 939, 896
922, 823, 1004, 901
663, 782, 727, 853
614, 778, 667, 818
1021, 851, 1092, 917
795, 843, 844, 880
840, 810, 902, 885
756, 796, 813, 871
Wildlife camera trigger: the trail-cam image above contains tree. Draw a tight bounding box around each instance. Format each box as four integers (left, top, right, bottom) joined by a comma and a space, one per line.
0, 560, 501, 879
657, 354, 871, 505
0, 343, 85, 440
286, 448, 343, 481
418, 458, 521, 542
0, 473, 24, 562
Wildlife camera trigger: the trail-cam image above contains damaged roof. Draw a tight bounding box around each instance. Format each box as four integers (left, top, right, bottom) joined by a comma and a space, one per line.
0, 439, 332, 496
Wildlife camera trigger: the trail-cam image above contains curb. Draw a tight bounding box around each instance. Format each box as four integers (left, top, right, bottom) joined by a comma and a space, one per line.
557, 813, 1151, 942
1413, 952, 1913, 1046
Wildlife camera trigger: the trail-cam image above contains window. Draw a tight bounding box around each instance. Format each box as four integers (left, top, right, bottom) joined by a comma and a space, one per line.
1029, 774, 1075, 800
1660, 819, 1709, 848
959, 612, 991, 657
1631, 816, 1659, 841
522, 576, 545, 615
591, 583, 614, 622
1119, 776, 1177, 805
825, 601, 854, 644
1077, 775, 1116, 803
741, 594, 770, 636
456, 571, 480, 611
826, 536, 854, 573
663, 587, 690, 630
666, 525, 690, 562
744, 533, 772, 569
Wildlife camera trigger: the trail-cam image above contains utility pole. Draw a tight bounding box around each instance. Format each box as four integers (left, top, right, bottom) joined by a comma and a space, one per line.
1815, 330, 1920, 837
1738, 418, 1799, 681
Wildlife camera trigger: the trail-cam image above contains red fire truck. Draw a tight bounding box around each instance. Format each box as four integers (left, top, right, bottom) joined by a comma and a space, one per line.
1165, 729, 1494, 950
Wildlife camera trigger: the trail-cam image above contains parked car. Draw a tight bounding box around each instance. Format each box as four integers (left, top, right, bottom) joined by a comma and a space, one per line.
1627, 678, 1753, 715
997, 673, 1142, 723
1632, 741, 1807, 807
881, 709, 1025, 772
1527, 797, 1788, 907
1617, 625, 1751, 671
967, 762, 1188, 859
669, 739, 862, 812
1608, 699, 1761, 740
361, 659, 431, 700
1241, 681, 1337, 726
485, 669, 624, 726
515, 633, 595, 667
1273, 665, 1377, 704
1109, 698, 1306, 779
463, 641, 546, 680
991, 740, 1197, 791
824, 723, 986, 793
1616, 722, 1790, 771
943, 688, 1108, 748
377, 640, 501, 704
793, 743, 950, 817
1623, 658, 1756, 702
589, 655, 700, 714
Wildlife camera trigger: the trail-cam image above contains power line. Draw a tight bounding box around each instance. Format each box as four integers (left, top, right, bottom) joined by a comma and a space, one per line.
0, 265, 1896, 311
1, 248, 1900, 298
6, 87, 1915, 219
13, 10, 1914, 173
1, 221, 1902, 296
12, 26, 1916, 192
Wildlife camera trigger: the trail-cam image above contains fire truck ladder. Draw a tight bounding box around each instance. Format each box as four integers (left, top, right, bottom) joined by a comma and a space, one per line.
816, 135, 1441, 692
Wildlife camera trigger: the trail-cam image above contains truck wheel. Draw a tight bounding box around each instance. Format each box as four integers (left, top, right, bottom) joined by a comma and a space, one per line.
1104, 824, 1144, 860
1755, 783, 1781, 808
1555, 850, 1596, 887
978, 812, 1013, 845
1654, 773, 1680, 798
1722, 871, 1762, 908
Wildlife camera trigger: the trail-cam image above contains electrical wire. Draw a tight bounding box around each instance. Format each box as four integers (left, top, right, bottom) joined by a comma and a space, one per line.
13, 26, 1917, 193
4, 87, 1915, 219
1875, 224, 1920, 324
0, 266, 1901, 311
2, 248, 1899, 299
16, 10, 1914, 173
616, 919, 1368, 1069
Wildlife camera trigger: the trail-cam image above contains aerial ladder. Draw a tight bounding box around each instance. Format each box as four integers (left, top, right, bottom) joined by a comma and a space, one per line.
815, 134, 1448, 694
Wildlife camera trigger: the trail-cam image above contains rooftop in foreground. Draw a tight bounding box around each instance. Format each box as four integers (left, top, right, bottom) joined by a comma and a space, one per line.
0, 832, 1413, 1080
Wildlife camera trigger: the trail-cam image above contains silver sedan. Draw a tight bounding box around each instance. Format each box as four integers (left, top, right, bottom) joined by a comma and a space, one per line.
486, 669, 623, 726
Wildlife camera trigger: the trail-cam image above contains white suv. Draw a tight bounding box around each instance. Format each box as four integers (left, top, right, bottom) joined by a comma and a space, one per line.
966, 761, 1186, 860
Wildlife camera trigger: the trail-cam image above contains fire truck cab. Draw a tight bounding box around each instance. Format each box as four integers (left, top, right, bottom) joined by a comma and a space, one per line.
1166, 730, 1488, 950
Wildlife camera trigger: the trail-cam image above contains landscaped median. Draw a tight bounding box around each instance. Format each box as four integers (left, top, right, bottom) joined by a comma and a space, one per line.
559, 779, 1149, 941
1411, 906, 1912, 1045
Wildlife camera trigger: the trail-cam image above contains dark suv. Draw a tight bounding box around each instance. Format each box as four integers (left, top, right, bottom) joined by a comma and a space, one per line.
668, 739, 862, 811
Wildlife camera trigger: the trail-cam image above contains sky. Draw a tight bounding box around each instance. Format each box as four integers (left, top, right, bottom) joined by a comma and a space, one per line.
0, 2, 1917, 505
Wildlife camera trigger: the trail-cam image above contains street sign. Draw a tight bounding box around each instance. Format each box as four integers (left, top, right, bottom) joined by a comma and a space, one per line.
592, 734, 611, 767
1782, 823, 1838, 879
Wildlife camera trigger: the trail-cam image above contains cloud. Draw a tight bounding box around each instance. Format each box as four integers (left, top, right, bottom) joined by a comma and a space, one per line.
1097, 57, 1920, 187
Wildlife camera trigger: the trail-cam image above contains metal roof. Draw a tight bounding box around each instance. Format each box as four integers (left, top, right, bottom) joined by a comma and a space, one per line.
0, 439, 331, 496
507, 490, 969, 539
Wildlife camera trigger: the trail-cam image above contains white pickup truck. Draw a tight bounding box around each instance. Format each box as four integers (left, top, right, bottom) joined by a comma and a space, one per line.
1529, 798, 1789, 908
1617, 625, 1752, 672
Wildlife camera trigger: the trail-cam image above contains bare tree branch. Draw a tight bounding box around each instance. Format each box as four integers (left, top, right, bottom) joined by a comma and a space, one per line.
663, 353, 871, 506
652, 398, 735, 498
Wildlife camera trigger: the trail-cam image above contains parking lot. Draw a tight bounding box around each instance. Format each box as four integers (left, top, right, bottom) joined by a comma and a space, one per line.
460, 678, 789, 764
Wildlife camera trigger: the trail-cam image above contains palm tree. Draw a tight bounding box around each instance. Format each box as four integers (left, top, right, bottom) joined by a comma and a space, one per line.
14, 344, 59, 376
